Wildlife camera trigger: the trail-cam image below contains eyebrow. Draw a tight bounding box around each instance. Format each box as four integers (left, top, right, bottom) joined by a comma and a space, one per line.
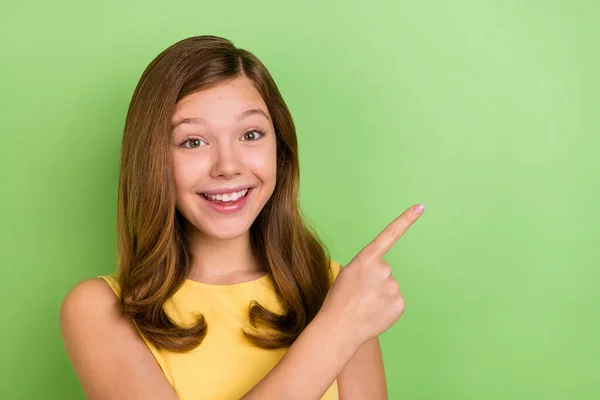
171, 108, 271, 129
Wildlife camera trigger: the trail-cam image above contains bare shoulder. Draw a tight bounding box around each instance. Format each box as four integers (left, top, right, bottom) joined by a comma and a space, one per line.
60, 277, 116, 317
59, 278, 177, 400
60, 278, 124, 342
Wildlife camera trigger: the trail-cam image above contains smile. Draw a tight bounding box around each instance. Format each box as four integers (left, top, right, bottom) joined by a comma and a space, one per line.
198, 187, 255, 214
201, 188, 249, 202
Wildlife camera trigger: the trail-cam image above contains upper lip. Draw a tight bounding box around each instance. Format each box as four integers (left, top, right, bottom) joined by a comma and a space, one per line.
200, 186, 254, 196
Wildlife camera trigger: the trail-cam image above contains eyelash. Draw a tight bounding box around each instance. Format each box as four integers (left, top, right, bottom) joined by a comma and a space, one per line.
178, 128, 267, 149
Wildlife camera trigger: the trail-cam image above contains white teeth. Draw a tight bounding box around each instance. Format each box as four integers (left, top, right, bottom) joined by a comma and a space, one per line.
203, 188, 249, 202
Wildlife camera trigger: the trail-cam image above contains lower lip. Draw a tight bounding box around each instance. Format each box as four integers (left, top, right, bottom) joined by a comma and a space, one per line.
199, 188, 254, 214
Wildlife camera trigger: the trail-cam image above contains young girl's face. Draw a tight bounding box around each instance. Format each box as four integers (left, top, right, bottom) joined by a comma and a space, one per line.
170, 76, 277, 240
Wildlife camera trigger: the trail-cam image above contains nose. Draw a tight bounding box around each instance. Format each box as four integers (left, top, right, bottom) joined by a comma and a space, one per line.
209, 142, 242, 179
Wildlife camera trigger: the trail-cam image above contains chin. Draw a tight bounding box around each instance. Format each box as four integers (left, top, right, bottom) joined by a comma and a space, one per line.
204, 229, 248, 241
196, 221, 251, 241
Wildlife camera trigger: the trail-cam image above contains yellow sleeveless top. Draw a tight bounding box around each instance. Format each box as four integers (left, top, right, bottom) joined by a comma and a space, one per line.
98, 260, 341, 400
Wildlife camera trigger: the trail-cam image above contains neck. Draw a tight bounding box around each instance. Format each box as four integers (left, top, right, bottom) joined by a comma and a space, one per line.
183, 221, 264, 283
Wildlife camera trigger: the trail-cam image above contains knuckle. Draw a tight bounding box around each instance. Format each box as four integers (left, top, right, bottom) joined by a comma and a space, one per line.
358, 249, 375, 263
396, 294, 405, 309
397, 298, 406, 315
385, 225, 401, 240
380, 263, 392, 279
358, 258, 372, 271
387, 279, 401, 294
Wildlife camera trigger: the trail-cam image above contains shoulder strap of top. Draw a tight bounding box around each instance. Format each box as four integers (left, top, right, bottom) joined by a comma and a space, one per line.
97, 275, 121, 297
330, 260, 342, 284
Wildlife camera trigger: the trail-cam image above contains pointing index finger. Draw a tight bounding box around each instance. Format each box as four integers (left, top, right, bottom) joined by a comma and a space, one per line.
360, 204, 424, 260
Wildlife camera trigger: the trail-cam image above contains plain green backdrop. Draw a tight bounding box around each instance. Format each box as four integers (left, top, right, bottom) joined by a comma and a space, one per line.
1, 0, 599, 399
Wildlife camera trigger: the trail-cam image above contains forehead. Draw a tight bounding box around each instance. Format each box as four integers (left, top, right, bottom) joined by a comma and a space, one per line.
172, 76, 267, 124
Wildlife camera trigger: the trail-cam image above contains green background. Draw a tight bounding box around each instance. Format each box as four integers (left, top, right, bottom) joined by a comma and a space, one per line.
1, 0, 598, 398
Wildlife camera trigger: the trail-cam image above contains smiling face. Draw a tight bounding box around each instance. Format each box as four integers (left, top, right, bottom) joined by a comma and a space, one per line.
170, 75, 277, 240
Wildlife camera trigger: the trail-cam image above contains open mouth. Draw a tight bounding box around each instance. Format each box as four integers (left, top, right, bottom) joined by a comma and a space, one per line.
199, 187, 255, 211
201, 188, 250, 203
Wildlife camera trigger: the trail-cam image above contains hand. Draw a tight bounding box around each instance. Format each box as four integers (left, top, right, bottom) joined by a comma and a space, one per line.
320, 204, 424, 348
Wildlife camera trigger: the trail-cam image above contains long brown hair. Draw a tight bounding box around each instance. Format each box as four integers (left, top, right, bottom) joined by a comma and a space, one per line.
116, 35, 332, 352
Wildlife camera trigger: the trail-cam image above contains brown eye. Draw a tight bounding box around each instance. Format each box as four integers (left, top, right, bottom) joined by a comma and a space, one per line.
241, 129, 265, 141
182, 138, 206, 148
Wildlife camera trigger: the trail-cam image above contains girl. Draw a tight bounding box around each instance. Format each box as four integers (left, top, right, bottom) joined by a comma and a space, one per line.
59, 35, 424, 400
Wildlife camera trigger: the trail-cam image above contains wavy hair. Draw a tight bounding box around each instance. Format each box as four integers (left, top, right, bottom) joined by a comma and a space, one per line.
116, 35, 332, 352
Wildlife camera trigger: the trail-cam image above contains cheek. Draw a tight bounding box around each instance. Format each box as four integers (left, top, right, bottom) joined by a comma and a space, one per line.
246, 146, 277, 181
171, 153, 204, 191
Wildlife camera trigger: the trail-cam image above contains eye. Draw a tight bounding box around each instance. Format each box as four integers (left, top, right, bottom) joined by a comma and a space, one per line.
241, 128, 266, 141
180, 138, 207, 148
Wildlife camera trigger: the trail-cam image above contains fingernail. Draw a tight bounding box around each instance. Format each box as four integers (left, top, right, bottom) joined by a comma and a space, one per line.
413, 204, 424, 214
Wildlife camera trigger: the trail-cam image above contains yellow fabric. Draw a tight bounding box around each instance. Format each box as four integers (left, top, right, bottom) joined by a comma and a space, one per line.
98, 260, 342, 400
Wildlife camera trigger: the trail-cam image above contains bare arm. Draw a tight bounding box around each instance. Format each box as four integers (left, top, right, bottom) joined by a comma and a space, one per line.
61, 264, 393, 400
59, 278, 179, 400
242, 263, 388, 400
249, 203, 424, 400
61, 278, 363, 400
338, 337, 388, 399
335, 263, 388, 399
241, 309, 362, 399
